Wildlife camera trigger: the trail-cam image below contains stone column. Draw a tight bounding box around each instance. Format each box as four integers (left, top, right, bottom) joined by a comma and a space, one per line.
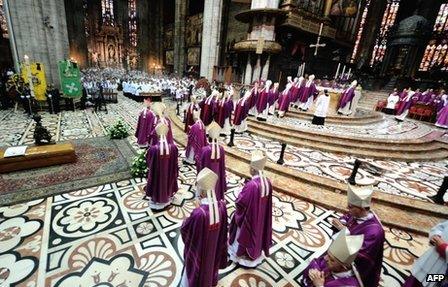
200, 0, 224, 80
64, 0, 88, 68
7, 0, 70, 86
244, 54, 253, 84
174, 0, 187, 76
261, 54, 271, 80
253, 54, 262, 81
138, 0, 150, 71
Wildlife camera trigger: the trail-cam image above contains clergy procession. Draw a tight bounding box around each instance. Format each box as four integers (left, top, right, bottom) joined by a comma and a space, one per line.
134, 71, 448, 287
2, 0, 448, 286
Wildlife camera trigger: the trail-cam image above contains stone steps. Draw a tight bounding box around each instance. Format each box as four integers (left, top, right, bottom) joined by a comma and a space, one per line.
247, 119, 448, 161
168, 109, 447, 236
358, 91, 388, 110
287, 109, 384, 125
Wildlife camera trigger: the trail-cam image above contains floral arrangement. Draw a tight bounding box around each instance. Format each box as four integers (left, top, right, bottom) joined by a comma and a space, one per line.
107, 119, 129, 139
131, 150, 148, 178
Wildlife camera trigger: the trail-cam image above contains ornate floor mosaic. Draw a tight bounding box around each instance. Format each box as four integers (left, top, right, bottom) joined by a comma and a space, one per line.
0, 149, 428, 287
0, 96, 439, 286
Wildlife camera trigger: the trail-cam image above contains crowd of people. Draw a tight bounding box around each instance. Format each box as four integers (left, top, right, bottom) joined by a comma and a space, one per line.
135, 86, 447, 286
385, 87, 448, 128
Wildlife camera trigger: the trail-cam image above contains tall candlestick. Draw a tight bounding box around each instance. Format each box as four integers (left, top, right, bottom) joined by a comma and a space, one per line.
341, 65, 346, 79
335, 63, 341, 79
302, 63, 306, 76
347, 68, 352, 79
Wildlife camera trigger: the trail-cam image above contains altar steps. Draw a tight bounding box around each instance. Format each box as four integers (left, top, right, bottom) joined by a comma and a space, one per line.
168, 110, 447, 236
247, 119, 448, 161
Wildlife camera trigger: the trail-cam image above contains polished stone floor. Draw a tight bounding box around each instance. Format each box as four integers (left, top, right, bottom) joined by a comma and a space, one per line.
0, 96, 438, 286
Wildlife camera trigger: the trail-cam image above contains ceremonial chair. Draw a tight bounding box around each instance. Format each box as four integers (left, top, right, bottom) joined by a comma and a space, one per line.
408, 106, 418, 119
375, 100, 386, 112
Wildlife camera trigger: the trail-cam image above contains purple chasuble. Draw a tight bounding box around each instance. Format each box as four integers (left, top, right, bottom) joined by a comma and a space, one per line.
436, 104, 448, 127
278, 90, 292, 112
184, 103, 199, 132
225, 98, 234, 122
135, 108, 155, 147
229, 176, 273, 260
256, 89, 269, 113
419, 92, 432, 104
268, 88, 279, 106
299, 83, 317, 104
186, 120, 208, 163
339, 213, 385, 287
233, 97, 249, 126
337, 87, 355, 110
301, 257, 361, 287
198, 144, 227, 200
396, 95, 413, 116
181, 200, 228, 287
199, 97, 216, 126
149, 117, 174, 145
145, 142, 178, 204
215, 99, 228, 127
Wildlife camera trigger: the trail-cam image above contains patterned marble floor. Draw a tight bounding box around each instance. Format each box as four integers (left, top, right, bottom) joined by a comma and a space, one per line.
0, 96, 435, 286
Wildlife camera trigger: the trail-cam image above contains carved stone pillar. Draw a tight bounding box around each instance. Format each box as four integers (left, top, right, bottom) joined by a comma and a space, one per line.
174, 0, 187, 76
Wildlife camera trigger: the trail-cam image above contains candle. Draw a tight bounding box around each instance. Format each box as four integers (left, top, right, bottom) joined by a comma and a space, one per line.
302, 63, 306, 76
347, 68, 352, 78
335, 63, 341, 79
341, 65, 346, 79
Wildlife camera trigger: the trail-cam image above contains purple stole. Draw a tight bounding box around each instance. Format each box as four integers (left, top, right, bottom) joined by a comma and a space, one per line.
145, 141, 178, 203
340, 213, 385, 287
181, 201, 228, 287
229, 176, 273, 259
302, 257, 361, 287
135, 108, 155, 146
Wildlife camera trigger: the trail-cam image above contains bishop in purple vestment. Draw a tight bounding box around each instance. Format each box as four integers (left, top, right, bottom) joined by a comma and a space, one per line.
331, 184, 385, 287
256, 80, 272, 121
199, 91, 218, 126
268, 83, 280, 115
299, 75, 318, 111
184, 96, 199, 132
278, 76, 294, 117
181, 168, 228, 287
145, 122, 179, 210
337, 80, 357, 115
198, 122, 227, 200
135, 98, 155, 148
234, 91, 250, 133
229, 150, 272, 267
149, 102, 174, 145
302, 228, 364, 287
184, 110, 208, 165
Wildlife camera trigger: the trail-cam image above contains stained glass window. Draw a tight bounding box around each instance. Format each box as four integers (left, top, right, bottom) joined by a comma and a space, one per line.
129, 0, 137, 47
0, 0, 9, 39
419, 4, 448, 71
102, 0, 114, 25
370, 0, 400, 66
350, 0, 370, 63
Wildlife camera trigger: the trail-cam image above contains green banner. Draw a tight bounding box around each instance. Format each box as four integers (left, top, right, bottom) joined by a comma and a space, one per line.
58, 60, 82, 98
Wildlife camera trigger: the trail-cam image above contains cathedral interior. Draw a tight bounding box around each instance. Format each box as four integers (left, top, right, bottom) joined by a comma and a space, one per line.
0, 0, 447, 286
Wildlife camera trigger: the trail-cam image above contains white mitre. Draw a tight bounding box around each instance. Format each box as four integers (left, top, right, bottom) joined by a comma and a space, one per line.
347, 184, 374, 208
151, 102, 166, 117
197, 167, 218, 191
251, 150, 267, 171
155, 122, 169, 136
328, 227, 364, 265
207, 121, 221, 139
